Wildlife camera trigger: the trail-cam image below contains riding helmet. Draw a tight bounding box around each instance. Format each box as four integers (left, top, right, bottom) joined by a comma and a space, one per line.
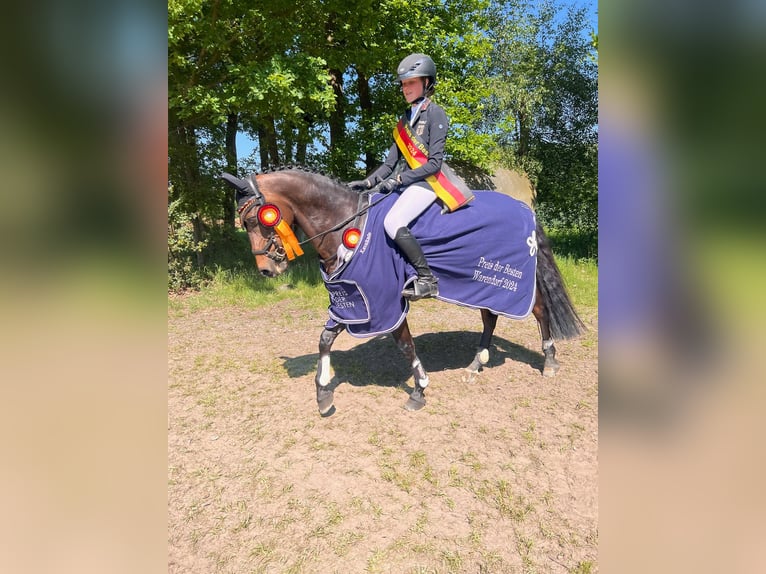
396, 53, 436, 89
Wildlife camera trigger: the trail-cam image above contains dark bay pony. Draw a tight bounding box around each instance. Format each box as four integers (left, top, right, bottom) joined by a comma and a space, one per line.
222, 167, 584, 414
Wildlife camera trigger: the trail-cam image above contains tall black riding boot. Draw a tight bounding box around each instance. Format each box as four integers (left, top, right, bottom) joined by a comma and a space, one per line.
393, 227, 439, 300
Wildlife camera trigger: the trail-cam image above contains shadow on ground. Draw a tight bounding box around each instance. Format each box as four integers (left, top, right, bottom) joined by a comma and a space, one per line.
280, 330, 543, 390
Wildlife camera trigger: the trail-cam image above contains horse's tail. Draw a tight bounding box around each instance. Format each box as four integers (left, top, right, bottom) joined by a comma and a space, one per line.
535, 221, 586, 340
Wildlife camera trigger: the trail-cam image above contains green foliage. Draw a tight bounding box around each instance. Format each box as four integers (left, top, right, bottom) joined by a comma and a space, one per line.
167, 0, 598, 291
534, 141, 598, 231
168, 198, 208, 292
545, 225, 598, 262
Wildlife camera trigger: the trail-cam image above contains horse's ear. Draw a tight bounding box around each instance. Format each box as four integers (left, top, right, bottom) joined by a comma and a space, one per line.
221, 172, 248, 193
221, 172, 254, 204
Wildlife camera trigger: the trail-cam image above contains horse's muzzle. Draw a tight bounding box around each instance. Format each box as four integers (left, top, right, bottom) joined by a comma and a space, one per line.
256, 258, 288, 278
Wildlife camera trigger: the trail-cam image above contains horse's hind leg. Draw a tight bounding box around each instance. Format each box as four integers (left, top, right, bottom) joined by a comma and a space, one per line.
533, 286, 559, 377
315, 323, 346, 415
463, 309, 498, 383
392, 319, 429, 411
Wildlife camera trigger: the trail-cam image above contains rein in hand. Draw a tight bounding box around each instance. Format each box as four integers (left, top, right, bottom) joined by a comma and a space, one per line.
297, 183, 392, 246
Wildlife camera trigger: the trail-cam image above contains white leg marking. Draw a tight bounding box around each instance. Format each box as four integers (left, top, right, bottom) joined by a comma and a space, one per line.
317, 355, 332, 386
412, 359, 429, 388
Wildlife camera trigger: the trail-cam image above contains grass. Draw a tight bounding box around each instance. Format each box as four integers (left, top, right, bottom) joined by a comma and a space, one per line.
169, 226, 598, 312
169, 263, 328, 312
168, 228, 329, 312
554, 254, 598, 310
572, 561, 594, 574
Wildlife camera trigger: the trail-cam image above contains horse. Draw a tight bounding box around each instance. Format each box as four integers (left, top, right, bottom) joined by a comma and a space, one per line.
221, 167, 584, 414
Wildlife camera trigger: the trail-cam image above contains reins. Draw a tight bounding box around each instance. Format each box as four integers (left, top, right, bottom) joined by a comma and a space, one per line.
296, 184, 392, 246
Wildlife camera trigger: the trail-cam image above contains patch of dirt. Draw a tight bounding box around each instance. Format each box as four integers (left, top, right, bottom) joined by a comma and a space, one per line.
168, 297, 598, 573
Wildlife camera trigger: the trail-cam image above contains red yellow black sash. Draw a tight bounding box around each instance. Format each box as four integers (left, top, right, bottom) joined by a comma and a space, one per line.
393, 118, 474, 212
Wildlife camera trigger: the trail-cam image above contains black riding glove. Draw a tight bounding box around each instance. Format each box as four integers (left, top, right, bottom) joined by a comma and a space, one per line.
348, 179, 370, 191
380, 177, 400, 193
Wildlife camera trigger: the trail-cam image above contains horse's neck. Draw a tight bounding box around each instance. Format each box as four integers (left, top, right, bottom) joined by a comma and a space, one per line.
275, 172, 358, 269
286, 176, 355, 230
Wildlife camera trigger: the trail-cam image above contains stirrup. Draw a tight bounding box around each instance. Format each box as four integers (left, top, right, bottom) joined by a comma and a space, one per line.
402, 277, 439, 301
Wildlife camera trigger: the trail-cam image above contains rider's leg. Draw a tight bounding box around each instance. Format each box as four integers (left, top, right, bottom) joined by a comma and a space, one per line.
392, 227, 439, 299
384, 184, 439, 300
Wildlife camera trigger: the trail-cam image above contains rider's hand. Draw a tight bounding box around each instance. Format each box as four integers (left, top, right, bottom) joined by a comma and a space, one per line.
348, 179, 370, 191
380, 177, 400, 193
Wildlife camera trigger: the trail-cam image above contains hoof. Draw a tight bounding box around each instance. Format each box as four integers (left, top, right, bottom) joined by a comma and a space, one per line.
463, 350, 487, 383
316, 386, 334, 415
542, 360, 560, 378
404, 396, 426, 411
404, 387, 426, 411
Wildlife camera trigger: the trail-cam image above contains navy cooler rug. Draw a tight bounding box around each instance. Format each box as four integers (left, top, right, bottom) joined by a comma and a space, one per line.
322, 190, 538, 337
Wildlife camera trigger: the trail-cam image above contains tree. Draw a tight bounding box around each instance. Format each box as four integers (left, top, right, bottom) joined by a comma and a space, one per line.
169, 1, 335, 234
482, 0, 598, 230
534, 6, 598, 229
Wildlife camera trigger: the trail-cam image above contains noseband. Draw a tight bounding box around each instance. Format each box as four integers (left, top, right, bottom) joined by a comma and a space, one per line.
236, 178, 288, 264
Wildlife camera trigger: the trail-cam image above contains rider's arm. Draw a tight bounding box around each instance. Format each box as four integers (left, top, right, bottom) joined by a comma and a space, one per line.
399, 105, 448, 187
366, 143, 400, 186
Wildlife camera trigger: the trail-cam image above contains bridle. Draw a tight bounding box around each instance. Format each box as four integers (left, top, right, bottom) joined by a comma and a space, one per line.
238, 194, 289, 263
236, 174, 393, 265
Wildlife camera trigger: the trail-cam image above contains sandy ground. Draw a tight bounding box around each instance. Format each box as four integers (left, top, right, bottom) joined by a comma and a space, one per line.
168, 296, 598, 573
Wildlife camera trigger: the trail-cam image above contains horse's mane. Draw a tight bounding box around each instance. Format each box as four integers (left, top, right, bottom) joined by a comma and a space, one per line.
229, 164, 355, 210
259, 164, 349, 189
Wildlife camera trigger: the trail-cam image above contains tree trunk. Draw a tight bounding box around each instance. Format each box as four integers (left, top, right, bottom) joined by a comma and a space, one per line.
282, 124, 294, 165
296, 120, 309, 165
257, 117, 280, 168
517, 109, 529, 160
266, 116, 280, 166
257, 126, 269, 168
328, 68, 347, 177
356, 68, 377, 171
223, 113, 238, 229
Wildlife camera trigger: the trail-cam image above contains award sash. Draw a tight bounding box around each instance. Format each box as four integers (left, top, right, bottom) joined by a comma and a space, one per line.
393, 118, 474, 212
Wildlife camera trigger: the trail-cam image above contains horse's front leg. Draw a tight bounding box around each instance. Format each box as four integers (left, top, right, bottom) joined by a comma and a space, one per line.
392, 319, 429, 411
532, 285, 559, 377
315, 323, 346, 415
463, 308, 498, 383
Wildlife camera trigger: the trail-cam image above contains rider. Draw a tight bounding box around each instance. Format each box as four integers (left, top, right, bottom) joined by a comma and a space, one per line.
348, 53, 448, 300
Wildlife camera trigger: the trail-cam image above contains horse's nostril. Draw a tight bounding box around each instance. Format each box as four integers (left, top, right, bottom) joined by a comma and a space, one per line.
260, 269, 273, 278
